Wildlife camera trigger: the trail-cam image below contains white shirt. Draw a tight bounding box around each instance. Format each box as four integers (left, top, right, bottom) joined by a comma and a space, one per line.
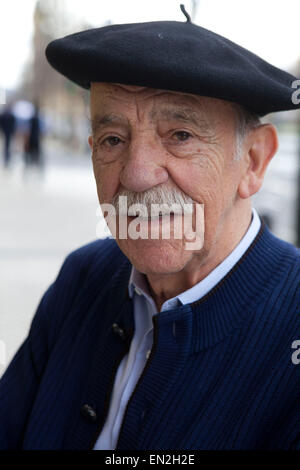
93, 207, 261, 449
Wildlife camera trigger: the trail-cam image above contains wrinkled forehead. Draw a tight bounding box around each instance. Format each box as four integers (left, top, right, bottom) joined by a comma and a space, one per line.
89, 82, 237, 120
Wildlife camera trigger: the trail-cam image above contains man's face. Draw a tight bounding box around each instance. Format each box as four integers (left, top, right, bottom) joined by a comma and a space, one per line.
89, 83, 246, 275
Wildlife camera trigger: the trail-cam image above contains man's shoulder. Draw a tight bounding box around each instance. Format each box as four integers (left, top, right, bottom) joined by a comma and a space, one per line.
270, 230, 300, 286
62, 236, 128, 272
263, 230, 300, 325
52, 237, 130, 297
263, 226, 300, 271
36, 237, 130, 341
66, 236, 126, 262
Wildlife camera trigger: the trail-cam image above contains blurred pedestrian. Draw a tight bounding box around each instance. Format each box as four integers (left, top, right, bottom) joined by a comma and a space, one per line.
0, 104, 16, 167
24, 104, 44, 168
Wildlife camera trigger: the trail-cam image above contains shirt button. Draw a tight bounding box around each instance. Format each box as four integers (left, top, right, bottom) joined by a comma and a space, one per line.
81, 404, 98, 422
146, 349, 151, 360
135, 287, 142, 296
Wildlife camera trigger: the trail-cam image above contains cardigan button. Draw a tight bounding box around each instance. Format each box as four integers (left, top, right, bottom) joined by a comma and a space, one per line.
112, 323, 126, 339
81, 404, 98, 422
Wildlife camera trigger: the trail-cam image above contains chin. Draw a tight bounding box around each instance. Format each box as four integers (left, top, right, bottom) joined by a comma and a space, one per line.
116, 237, 192, 275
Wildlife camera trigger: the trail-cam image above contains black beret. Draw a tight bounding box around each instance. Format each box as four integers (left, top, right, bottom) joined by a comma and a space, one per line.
45, 18, 300, 116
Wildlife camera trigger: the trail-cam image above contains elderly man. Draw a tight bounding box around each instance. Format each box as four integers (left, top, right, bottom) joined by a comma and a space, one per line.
0, 8, 299, 450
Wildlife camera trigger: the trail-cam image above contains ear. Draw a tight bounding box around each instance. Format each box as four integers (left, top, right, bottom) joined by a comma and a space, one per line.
88, 135, 93, 149
238, 124, 278, 199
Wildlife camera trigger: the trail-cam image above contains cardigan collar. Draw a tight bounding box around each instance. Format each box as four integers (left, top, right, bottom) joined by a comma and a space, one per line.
108, 220, 292, 353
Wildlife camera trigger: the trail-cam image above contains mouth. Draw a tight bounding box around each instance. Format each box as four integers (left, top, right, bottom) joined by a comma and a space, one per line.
127, 213, 177, 221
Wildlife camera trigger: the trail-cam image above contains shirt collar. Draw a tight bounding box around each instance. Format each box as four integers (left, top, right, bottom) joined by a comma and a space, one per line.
128, 207, 261, 310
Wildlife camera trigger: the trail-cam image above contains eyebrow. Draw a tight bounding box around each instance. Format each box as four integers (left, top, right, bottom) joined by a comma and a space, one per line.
91, 107, 211, 135
91, 113, 129, 135
150, 107, 210, 131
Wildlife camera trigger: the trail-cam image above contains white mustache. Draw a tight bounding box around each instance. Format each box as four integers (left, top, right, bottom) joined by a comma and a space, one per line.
110, 186, 194, 216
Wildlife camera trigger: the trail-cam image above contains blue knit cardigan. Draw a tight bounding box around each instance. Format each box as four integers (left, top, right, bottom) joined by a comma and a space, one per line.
0, 221, 299, 450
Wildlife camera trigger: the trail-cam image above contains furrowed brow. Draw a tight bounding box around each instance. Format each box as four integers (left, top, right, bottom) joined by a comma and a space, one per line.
151, 107, 210, 131
91, 113, 128, 135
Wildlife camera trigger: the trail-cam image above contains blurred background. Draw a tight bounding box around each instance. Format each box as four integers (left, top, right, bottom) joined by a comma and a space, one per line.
0, 0, 300, 376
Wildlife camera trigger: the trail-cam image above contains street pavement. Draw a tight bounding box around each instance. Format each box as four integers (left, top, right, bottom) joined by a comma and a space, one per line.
0, 132, 299, 376
0, 139, 102, 375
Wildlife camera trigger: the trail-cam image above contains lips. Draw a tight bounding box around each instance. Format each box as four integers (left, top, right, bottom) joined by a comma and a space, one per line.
128, 213, 176, 220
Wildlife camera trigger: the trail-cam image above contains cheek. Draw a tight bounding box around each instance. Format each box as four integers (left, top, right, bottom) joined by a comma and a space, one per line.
92, 160, 121, 203
168, 155, 225, 205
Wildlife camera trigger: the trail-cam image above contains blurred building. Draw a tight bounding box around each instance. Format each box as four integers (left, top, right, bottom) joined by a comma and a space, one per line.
16, 0, 93, 152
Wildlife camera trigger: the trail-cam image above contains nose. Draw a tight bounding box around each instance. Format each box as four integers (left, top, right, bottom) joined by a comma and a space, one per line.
119, 133, 169, 192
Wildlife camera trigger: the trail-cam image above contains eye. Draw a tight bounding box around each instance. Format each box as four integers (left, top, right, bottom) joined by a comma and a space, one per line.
101, 135, 122, 147
173, 131, 192, 142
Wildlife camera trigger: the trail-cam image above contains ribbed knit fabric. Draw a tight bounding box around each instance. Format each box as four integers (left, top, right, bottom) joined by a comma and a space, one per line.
0, 220, 299, 449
